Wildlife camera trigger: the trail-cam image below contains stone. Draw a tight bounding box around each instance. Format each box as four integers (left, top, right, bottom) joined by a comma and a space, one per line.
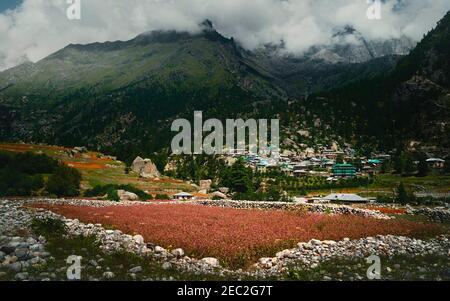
117, 190, 140, 202
162, 262, 172, 270
132, 235, 144, 244
103, 272, 115, 279
219, 187, 230, 194
258, 258, 273, 269
211, 191, 228, 200
323, 240, 337, 246
129, 266, 143, 273
199, 180, 212, 192
8, 262, 22, 272
310, 239, 322, 246
276, 250, 294, 259
171, 248, 185, 258
0, 246, 15, 254
15, 272, 29, 281
154, 246, 166, 253
131, 157, 161, 179
30, 244, 43, 251
201, 257, 220, 267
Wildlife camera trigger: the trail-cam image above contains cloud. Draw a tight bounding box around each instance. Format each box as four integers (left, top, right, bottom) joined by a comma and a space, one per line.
0, 0, 449, 70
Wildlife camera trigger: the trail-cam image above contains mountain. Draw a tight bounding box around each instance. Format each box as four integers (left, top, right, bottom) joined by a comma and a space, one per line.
295, 11, 450, 155
1, 14, 447, 162
249, 26, 415, 96
0, 21, 289, 160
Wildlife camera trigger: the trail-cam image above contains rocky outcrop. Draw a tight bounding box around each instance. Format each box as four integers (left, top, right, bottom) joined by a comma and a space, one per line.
131, 157, 161, 179
199, 180, 212, 192
117, 190, 139, 202
211, 191, 228, 200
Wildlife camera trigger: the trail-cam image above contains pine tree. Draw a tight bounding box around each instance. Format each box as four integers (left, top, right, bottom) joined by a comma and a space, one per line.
417, 154, 429, 177
395, 182, 409, 205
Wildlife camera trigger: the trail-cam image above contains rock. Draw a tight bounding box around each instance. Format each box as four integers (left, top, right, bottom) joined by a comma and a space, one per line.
15, 248, 29, 259
103, 272, 115, 279
129, 266, 143, 273
132, 235, 144, 244
8, 262, 22, 272
199, 180, 212, 192
276, 250, 295, 259
117, 190, 140, 202
201, 257, 220, 267
211, 191, 228, 200
219, 187, 230, 194
258, 258, 273, 269
154, 246, 166, 253
15, 272, 29, 281
323, 240, 337, 246
162, 262, 172, 270
30, 244, 43, 251
89, 260, 98, 267
171, 248, 185, 258
0, 251, 5, 260
131, 157, 161, 179
0, 246, 15, 254
310, 239, 322, 246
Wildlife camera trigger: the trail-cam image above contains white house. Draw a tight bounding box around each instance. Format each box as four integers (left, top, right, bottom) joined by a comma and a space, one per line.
322, 194, 369, 204
426, 158, 445, 169
173, 192, 195, 201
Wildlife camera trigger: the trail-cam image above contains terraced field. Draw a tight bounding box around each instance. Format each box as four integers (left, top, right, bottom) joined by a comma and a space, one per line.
0, 143, 194, 196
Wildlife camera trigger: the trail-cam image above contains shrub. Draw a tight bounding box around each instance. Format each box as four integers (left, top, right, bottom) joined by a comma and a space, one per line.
31, 217, 68, 236
85, 184, 150, 200
107, 189, 120, 202
0, 151, 59, 197
0, 151, 59, 175
46, 164, 82, 197
154, 194, 170, 200
0, 167, 45, 197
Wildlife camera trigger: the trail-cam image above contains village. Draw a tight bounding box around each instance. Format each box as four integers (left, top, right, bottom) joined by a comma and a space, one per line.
165, 144, 448, 205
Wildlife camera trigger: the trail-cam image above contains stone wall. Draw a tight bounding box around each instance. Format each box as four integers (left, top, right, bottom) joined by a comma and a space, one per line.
198, 200, 390, 219
408, 207, 450, 223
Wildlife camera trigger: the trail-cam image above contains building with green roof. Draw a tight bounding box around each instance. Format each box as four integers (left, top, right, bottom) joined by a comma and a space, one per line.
332, 164, 357, 178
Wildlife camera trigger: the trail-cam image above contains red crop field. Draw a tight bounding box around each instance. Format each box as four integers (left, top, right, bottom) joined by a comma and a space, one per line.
368, 207, 408, 215
31, 204, 445, 268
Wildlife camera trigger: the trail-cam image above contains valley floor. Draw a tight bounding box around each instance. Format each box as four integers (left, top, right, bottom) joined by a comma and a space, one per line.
1, 199, 449, 281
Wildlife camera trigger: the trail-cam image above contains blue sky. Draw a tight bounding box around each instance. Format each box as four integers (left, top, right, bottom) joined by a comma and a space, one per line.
0, 0, 22, 13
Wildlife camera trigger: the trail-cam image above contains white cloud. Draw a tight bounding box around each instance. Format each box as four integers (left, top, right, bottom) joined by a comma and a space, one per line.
0, 0, 449, 70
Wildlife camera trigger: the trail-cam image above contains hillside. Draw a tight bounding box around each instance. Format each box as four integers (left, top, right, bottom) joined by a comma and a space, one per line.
0, 143, 194, 196
0, 22, 288, 161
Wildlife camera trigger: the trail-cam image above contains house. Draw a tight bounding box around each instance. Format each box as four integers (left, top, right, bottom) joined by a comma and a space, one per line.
322, 194, 369, 204
426, 158, 445, 169
332, 164, 357, 177
173, 192, 195, 201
